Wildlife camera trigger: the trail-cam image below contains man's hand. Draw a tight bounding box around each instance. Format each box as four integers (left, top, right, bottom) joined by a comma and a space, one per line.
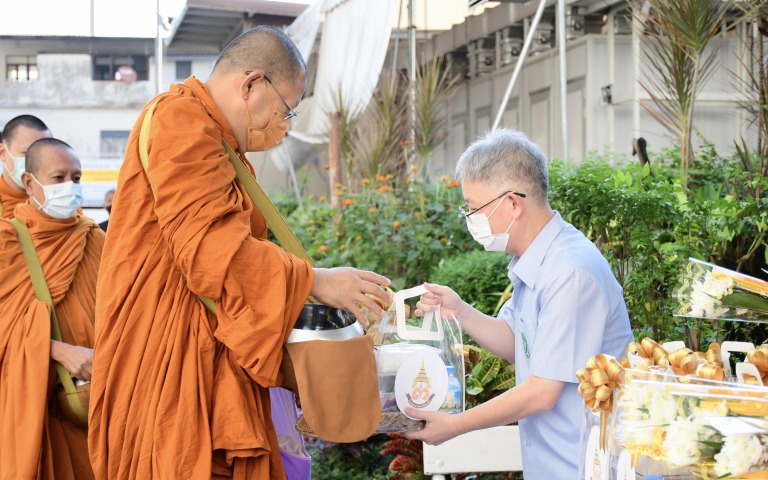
415, 282, 467, 319
310, 267, 392, 325
402, 408, 462, 446
50, 341, 94, 381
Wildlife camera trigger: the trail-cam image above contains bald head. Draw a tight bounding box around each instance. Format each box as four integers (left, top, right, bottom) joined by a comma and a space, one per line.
2, 114, 50, 145
212, 26, 306, 85
25, 137, 76, 176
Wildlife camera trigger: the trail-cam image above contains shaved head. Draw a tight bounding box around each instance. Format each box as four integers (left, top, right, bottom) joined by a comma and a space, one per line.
212, 26, 306, 85
2, 115, 50, 145
25, 137, 75, 176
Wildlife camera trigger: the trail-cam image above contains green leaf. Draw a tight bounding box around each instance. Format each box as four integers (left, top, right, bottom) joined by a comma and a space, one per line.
471, 355, 501, 386
721, 292, 768, 313
465, 377, 484, 396
487, 370, 516, 391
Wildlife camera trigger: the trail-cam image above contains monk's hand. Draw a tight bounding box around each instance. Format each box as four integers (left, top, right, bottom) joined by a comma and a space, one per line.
50, 341, 94, 381
310, 267, 392, 325
402, 408, 462, 446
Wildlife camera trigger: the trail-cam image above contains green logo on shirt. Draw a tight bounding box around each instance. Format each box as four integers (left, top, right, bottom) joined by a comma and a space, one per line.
522, 331, 530, 358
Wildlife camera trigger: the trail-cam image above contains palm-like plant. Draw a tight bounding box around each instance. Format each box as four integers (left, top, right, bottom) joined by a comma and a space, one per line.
631, 0, 731, 171
350, 72, 408, 182
413, 55, 461, 172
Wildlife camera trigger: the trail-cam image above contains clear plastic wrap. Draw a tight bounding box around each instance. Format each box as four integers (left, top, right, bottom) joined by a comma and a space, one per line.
612, 368, 768, 479
368, 285, 465, 433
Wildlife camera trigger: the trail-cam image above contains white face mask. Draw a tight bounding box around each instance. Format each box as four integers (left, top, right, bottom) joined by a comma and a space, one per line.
31, 175, 83, 219
2, 143, 26, 188
465, 195, 515, 253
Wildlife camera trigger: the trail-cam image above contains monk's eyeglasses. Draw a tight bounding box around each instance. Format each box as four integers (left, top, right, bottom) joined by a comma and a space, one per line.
263, 74, 299, 121
459, 191, 526, 217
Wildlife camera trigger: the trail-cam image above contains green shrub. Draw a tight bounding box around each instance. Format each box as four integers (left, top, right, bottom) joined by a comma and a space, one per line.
430, 250, 511, 316
286, 176, 473, 291
306, 436, 393, 480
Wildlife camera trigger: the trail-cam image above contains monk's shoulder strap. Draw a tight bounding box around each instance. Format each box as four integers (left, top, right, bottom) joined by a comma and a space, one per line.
137, 97, 315, 315
9, 218, 88, 422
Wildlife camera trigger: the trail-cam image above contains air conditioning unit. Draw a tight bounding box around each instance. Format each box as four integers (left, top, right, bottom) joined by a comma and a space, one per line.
499, 27, 523, 67
566, 8, 585, 39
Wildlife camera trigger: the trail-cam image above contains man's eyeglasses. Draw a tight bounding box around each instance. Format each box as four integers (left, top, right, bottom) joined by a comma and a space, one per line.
459, 191, 526, 217
263, 74, 300, 121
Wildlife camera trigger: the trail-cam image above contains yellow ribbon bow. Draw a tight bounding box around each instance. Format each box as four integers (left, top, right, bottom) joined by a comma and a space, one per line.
626, 337, 670, 367
745, 345, 768, 386
576, 354, 625, 450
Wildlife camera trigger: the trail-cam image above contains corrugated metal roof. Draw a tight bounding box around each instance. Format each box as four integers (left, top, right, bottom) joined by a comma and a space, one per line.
166, 0, 308, 54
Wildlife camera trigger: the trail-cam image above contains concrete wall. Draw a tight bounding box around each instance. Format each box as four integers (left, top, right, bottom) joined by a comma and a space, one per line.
0, 41, 218, 206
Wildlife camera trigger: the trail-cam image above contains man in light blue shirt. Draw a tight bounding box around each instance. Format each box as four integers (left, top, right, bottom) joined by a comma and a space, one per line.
404, 128, 633, 479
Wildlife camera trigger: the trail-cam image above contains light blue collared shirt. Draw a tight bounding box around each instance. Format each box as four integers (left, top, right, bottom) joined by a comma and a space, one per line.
497, 212, 633, 479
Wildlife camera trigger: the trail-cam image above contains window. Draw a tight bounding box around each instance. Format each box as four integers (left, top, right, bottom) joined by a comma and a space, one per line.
175, 60, 191, 80
92, 54, 148, 81
100, 131, 130, 159
6, 55, 38, 82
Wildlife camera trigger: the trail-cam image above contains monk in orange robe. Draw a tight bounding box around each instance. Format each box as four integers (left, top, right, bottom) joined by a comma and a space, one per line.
89, 26, 391, 480
0, 137, 102, 479
0, 115, 52, 218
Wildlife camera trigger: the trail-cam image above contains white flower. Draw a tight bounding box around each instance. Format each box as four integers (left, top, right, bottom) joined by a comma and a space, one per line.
664, 417, 706, 466
700, 272, 734, 299
689, 286, 729, 318
714, 434, 766, 476
649, 393, 678, 424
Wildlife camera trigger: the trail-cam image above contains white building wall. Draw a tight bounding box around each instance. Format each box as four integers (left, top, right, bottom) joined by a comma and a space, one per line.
425, 32, 758, 180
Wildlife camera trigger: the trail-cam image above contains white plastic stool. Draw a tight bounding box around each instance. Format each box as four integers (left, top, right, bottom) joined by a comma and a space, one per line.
423, 425, 523, 479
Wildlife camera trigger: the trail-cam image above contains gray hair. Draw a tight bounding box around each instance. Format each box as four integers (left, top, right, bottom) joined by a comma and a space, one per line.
455, 128, 549, 202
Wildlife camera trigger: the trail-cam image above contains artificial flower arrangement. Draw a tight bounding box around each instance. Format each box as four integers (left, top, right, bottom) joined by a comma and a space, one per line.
578, 338, 768, 480
675, 258, 768, 323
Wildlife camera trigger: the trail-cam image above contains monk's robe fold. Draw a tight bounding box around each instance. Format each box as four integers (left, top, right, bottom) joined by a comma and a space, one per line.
0, 177, 27, 219
0, 203, 102, 480
89, 76, 313, 480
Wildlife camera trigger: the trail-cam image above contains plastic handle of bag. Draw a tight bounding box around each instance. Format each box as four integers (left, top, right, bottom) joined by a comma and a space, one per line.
394, 285, 444, 341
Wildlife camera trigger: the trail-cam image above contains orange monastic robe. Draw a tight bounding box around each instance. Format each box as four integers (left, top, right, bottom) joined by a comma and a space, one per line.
89, 77, 313, 480
0, 176, 27, 219
0, 203, 103, 479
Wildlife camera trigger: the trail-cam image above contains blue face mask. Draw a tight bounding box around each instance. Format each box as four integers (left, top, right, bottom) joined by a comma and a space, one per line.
2, 142, 26, 188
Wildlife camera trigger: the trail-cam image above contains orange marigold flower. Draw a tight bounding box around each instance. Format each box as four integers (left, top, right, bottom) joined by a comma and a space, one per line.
386, 174, 394, 180
378, 185, 392, 192
368, 207, 376, 214
319, 196, 327, 202
446, 180, 460, 188
393, 221, 402, 229
441, 175, 450, 182
317, 245, 329, 254
377, 175, 387, 182
362, 178, 371, 185
341, 198, 355, 207
355, 235, 362, 241
400, 140, 411, 147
